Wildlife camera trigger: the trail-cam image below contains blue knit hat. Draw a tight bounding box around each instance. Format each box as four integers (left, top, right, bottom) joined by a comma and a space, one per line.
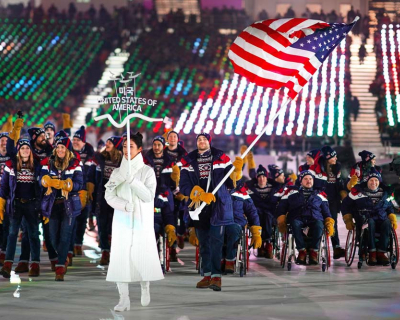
54, 130, 68, 144
268, 165, 284, 179
107, 136, 124, 151
367, 168, 382, 182
359, 150, 376, 163
16, 139, 31, 152
307, 149, 320, 159
44, 121, 56, 132
153, 136, 165, 146
299, 170, 314, 182
0, 132, 9, 140
56, 137, 73, 152
321, 145, 337, 160
73, 125, 86, 143
196, 132, 212, 145
28, 127, 45, 143
167, 130, 180, 141
256, 165, 267, 178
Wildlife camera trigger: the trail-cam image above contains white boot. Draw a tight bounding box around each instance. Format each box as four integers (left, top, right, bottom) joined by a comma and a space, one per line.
140, 281, 150, 307
114, 282, 130, 312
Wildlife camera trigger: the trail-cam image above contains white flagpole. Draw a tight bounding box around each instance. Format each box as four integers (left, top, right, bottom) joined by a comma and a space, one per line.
190, 97, 292, 220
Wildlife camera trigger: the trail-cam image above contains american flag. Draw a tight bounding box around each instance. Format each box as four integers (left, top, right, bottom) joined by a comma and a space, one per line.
228, 18, 357, 99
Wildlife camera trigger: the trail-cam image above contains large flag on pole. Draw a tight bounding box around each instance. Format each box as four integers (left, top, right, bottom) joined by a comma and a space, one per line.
228, 18, 358, 99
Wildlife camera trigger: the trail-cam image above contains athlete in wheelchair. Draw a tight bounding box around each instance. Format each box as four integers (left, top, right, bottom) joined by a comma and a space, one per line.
154, 185, 177, 272
276, 170, 335, 266
341, 169, 398, 267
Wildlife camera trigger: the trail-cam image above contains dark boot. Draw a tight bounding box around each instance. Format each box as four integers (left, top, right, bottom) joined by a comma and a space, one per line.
196, 276, 211, 288
296, 249, 307, 265
169, 248, 178, 262
265, 242, 273, 259
209, 277, 222, 291
99, 251, 110, 266
1, 261, 12, 278
377, 252, 390, 266
225, 260, 235, 274
369, 251, 377, 266
309, 249, 319, 265
0, 252, 5, 266
28, 263, 40, 277
55, 266, 65, 281
14, 262, 29, 273
333, 247, 346, 259
74, 245, 83, 256
177, 236, 185, 249
257, 243, 266, 257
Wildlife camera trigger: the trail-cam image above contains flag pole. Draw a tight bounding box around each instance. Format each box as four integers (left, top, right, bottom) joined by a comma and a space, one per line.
190, 96, 293, 220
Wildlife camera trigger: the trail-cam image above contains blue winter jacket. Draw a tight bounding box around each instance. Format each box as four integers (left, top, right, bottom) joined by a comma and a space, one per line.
40, 155, 84, 218
231, 186, 260, 227
180, 147, 234, 226
341, 185, 394, 222
276, 186, 332, 222
0, 157, 42, 217
154, 186, 175, 227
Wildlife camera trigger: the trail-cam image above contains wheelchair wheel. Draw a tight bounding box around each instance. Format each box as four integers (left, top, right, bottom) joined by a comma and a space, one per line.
280, 232, 288, 269
287, 233, 294, 271
246, 229, 250, 271
345, 228, 357, 267
242, 229, 247, 276
273, 227, 281, 260
319, 231, 329, 272
390, 228, 399, 269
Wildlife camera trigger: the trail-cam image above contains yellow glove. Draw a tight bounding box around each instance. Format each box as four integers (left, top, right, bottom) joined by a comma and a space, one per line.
347, 175, 358, 191
0, 115, 13, 133
277, 215, 287, 233
171, 165, 180, 188
62, 113, 73, 130
230, 156, 243, 188
343, 214, 355, 231
0, 197, 6, 224
43, 216, 49, 225
9, 118, 24, 142
324, 217, 335, 236
60, 178, 73, 192
247, 151, 256, 170
249, 225, 262, 249
188, 227, 199, 246
87, 182, 95, 201
78, 190, 88, 209
175, 192, 188, 202
388, 213, 397, 230
289, 173, 297, 184
188, 186, 216, 209
41, 175, 62, 195
240, 145, 248, 165
164, 224, 177, 247
340, 190, 348, 200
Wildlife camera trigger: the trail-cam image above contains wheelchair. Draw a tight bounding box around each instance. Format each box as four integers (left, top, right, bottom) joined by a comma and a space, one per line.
280, 223, 331, 272
156, 232, 170, 274
271, 225, 282, 260
345, 209, 399, 269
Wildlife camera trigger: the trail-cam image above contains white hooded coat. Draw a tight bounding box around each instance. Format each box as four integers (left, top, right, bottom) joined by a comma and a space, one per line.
104, 152, 164, 283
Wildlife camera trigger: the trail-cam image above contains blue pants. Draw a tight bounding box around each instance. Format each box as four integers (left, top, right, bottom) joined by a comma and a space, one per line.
49, 203, 76, 266
197, 224, 237, 278
6, 201, 40, 263
368, 218, 391, 252
225, 223, 242, 261
74, 205, 90, 246
97, 198, 114, 252
291, 219, 324, 251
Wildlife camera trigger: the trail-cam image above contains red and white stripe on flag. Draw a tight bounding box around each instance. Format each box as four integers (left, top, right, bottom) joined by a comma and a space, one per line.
228, 18, 331, 99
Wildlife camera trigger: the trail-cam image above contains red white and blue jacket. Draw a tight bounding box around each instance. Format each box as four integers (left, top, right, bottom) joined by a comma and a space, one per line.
341, 185, 393, 222
231, 186, 260, 227
144, 149, 176, 191
276, 186, 332, 222
179, 147, 234, 226
39, 155, 84, 218
154, 186, 175, 227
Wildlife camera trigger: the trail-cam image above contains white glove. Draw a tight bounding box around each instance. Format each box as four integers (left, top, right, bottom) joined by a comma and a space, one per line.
125, 202, 134, 212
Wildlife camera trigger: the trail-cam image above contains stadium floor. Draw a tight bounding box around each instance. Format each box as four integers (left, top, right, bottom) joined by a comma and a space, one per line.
1, 219, 400, 320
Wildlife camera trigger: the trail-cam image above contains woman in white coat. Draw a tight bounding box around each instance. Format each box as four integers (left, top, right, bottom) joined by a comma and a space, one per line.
105, 132, 164, 311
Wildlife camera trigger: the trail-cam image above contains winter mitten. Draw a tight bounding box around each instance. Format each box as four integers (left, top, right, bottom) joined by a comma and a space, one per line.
0, 197, 5, 224
289, 173, 297, 184
42, 216, 49, 225
62, 113, 73, 130
347, 175, 358, 191
249, 226, 262, 249
324, 217, 335, 236
240, 145, 248, 165
188, 186, 215, 208
343, 214, 355, 230
388, 213, 397, 230
9, 118, 24, 142
171, 165, 180, 188
78, 190, 88, 208
174, 193, 188, 202
164, 224, 177, 247
277, 215, 287, 233
230, 156, 243, 187
87, 182, 95, 201
0, 115, 13, 133
188, 227, 199, 246
340, 190, 348, 200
